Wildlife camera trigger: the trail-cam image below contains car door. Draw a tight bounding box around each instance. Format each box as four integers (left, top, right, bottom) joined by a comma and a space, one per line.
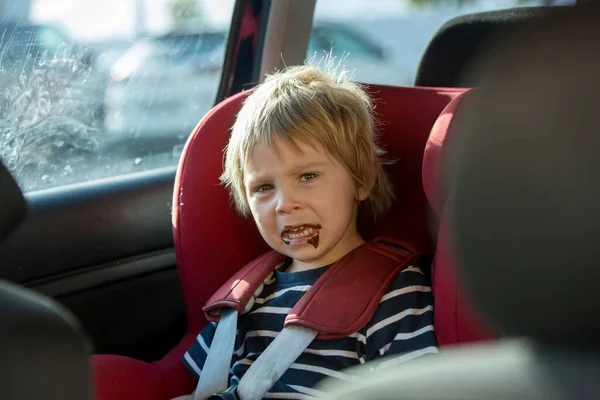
0, 0, 275, 363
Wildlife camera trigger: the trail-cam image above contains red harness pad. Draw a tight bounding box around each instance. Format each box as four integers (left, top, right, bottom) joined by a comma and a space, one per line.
203, 237, 421, 340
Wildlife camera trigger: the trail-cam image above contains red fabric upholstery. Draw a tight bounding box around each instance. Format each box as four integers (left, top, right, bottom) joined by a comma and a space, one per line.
432, 213, 495, 346
422, 90, 496, 346
93, 335, 198, 400
92, 355, 166, 400
92, 84, 465, 399
284, 238, 420, 340
204, 238, 420, 340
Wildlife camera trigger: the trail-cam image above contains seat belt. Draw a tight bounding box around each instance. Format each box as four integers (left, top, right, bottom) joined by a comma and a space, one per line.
195, 308, 239, 399
236, 325, 318, 400
195, 307, 317, 400
196, 238, 421, 399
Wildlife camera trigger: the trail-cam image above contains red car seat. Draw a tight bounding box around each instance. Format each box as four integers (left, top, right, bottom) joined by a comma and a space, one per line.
92, 84, 466, 400
422, 90, 496, 346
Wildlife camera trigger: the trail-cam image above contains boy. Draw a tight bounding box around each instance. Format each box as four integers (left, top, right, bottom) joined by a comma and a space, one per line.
175, 64, 436, 399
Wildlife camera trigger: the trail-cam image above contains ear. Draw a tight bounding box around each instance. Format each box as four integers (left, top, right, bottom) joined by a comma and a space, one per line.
356, 182, 372, 202
357, 170, 377, 202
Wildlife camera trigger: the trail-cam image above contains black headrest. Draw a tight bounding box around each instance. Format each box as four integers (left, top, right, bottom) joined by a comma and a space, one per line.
415, 6, 565, 88
0, 161, 26, 243
0, 162, 92, 398
0, 280, 93, 399
450, 4, 600, 350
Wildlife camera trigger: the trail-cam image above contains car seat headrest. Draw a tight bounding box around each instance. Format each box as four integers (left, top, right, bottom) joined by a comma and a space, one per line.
450, 4, 600, 350
0, 162, 92, 399
416, 6, 565, 88
422, 90, 472, 216
0, 280, 94, 400
0, 161, 26, 243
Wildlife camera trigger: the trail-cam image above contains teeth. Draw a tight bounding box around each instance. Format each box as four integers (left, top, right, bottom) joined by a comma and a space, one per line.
284, 226, 317, 239
282, 224, 322, 245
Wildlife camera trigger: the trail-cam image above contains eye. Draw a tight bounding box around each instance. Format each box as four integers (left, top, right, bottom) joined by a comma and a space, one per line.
254, 183, 273, 193
300, 173, 318, 182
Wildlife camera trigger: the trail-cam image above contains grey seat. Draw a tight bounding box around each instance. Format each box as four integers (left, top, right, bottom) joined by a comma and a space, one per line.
320, 4, 600, 400
415, 6, 567, 88
0, 161, 93, 400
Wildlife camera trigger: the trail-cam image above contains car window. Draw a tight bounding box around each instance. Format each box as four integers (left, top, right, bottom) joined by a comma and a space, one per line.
309, 0, 575, 86
309, 24, 383, 60
0, 0, 235, 192
37, 26, 68, 54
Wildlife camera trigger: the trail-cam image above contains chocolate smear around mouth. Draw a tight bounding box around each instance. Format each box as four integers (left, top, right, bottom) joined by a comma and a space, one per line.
281, 224, 321, 248
307, 233, 319, 248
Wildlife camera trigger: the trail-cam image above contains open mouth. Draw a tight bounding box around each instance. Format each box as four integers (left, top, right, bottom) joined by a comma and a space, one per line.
281, 224, 322, 248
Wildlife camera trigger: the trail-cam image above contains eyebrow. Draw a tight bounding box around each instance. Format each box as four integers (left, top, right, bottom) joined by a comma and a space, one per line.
289, 162, 326, 174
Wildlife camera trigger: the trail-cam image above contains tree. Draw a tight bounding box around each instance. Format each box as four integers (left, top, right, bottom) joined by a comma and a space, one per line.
0, 39, 102, 186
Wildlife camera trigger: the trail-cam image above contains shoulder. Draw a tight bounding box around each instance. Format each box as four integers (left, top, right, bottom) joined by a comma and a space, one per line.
386, 264, 432, 292
360, 264, 437, 359
365, 264, 434, 335
379, 263, 433, 317
380, 263, 433, 308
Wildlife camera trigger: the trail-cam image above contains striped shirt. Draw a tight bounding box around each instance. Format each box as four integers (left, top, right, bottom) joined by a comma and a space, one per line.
183, 261, 437, 399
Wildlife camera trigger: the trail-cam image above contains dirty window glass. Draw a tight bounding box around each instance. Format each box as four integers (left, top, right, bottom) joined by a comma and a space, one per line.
309, 0, 575, 86
0, 0, 234, 192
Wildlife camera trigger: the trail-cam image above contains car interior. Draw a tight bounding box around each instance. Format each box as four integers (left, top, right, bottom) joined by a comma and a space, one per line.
0, 160, 92, 400
320, 4, 600, 398
0, 0, 596, 399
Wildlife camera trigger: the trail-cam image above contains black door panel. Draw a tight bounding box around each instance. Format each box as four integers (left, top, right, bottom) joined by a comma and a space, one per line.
29, 248, 176, 298
0, 169, 183, 362
0, 167, 176, 284
55, 266, 186, 362
22, 247, 185, 362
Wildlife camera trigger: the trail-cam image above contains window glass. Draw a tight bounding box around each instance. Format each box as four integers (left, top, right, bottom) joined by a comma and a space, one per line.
0, 0, 235, 192
309, 0, 575, 86
310, 23, 383, 60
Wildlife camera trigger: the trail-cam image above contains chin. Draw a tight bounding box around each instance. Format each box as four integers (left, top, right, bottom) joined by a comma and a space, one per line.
284, 245, 328, 262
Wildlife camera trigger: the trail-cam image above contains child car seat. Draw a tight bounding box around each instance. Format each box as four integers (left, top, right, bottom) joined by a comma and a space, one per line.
92, 84, 480, 399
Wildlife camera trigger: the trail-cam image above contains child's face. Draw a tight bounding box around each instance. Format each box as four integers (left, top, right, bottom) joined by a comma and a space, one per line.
244, 136, 367, 270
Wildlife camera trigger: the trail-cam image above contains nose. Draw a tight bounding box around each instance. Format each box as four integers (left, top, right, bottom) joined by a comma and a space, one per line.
275, 186, 301, 215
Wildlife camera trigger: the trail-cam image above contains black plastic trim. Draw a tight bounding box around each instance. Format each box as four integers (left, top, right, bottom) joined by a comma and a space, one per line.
216, 0, 272, 101
252, 0, 273, 80
29, 248, 176, 298
215, 0, 248, 103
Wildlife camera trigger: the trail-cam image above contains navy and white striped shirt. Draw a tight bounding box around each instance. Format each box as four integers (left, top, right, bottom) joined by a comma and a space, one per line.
183, 261, 437, 399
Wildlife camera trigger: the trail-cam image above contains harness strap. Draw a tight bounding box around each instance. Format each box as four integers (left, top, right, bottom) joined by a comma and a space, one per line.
237, 325, 318, 400
195, 308, 238, 399
197, 238, 423, 399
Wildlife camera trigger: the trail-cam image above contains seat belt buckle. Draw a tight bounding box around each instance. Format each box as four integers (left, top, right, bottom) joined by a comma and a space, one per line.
206, 385, 240, 400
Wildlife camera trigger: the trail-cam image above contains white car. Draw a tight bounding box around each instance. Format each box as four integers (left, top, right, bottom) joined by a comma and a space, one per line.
307, 21, 413, 86
103, 23, 405, 154
103, 31, 226, 153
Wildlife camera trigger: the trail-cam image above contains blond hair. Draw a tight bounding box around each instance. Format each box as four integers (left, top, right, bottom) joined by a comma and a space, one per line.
220, 63, 394, 220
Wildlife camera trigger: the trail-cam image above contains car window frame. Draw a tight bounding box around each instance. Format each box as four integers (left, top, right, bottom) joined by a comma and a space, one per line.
0, 0, 291, 286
